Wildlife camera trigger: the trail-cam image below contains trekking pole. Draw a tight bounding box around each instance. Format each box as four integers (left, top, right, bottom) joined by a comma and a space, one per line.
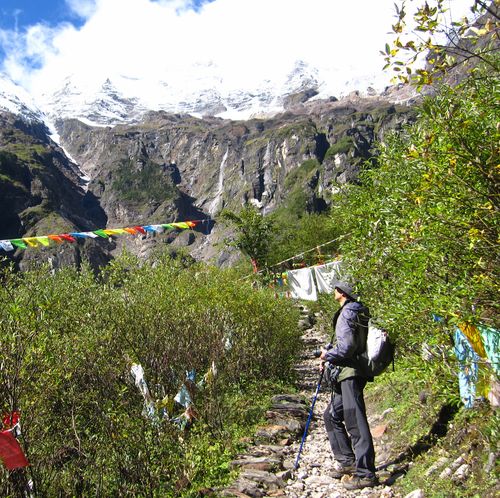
294, 367, 324, 470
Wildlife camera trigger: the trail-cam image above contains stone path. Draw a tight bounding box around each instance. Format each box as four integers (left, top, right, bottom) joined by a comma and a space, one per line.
282, 310, 396, 498
220, 306, 403, 498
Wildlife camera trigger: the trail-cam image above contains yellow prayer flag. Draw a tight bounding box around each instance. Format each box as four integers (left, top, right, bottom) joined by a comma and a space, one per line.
35, 237, 51, 247
459, 323, 487, 358
23, 237, 39, 247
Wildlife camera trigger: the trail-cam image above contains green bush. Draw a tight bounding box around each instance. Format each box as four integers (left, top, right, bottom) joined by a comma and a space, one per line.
112, 159, 177, 204
332, 64, 500, 349
0, 255, 301, 495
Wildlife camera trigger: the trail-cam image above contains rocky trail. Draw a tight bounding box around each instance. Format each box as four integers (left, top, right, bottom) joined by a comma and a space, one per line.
219, 306, 417, 498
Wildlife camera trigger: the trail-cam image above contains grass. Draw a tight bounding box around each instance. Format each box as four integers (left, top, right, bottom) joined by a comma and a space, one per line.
0, 173, 29, 192
112, 159, 178, 204
4, 143, 47, 164
395, 405, 499, 497
284, 159, 319, 190
364, 355, 499, 497
324, 136, 353, 159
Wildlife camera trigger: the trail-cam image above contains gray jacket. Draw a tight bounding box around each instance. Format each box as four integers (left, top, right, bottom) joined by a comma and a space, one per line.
324, 300, 371, 382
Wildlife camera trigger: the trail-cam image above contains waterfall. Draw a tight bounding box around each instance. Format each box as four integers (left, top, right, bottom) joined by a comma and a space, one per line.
208, 147, 229, 216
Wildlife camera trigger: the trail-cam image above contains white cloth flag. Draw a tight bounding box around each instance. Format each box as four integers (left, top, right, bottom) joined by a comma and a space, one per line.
314, 260, 342, 294
0, 240, 14, 251
288, 268, 317, 301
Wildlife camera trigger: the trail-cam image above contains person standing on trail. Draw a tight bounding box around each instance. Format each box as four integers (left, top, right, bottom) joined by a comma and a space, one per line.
319, 280, 379, 490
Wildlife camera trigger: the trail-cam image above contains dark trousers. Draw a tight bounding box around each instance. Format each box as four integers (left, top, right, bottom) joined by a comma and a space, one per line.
323, 377, 376, 478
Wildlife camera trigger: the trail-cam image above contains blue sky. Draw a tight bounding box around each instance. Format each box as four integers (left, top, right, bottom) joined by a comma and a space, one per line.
0, 1, 81, 62
0, 1, 83, 31
0, 0, 214, 66
0, 0, 210, 32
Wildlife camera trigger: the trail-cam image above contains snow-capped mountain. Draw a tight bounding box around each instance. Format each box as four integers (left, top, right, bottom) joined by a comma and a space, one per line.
0, 73, 47, 124
34, 59, 388, 127
1, 58, 389, 129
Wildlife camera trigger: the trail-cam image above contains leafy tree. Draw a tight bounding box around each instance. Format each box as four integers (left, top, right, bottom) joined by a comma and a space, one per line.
333, 63, 499, 350
219, 205, 275, 272
267, 212, 341, 268
383, 0, 499, 87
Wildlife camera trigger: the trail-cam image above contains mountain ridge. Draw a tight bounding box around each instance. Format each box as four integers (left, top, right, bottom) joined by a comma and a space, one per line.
1, 56, 397, 130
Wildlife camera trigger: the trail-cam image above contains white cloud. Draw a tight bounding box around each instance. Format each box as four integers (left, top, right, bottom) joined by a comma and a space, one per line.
0, 0, 476, 108
64, 0, 99, 19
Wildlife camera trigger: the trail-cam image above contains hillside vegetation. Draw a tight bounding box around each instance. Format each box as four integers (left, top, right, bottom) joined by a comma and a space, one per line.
0, 254, 301, 496
216, 59, 500, 496
0, 34, 498, 498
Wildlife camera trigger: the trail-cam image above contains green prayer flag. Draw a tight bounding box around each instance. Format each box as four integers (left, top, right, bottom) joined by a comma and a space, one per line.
93, 229, 109, 238
11, 239, 27, 249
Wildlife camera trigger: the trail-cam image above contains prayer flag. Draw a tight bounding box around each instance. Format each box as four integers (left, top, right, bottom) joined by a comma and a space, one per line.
0, 220, 203, 251
2, 412, 20, 429
0, 431, 29, 470
48, 235, 64, 243
35, 237, 50, 246
0, 240, 14, 251
459, 323, 487, 358
22, 238, 39, 247
60, 234, 76, 243
10, 239, 27, 249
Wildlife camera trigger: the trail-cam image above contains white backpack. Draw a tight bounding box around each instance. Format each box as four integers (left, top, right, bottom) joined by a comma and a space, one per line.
362, 319, 395, 376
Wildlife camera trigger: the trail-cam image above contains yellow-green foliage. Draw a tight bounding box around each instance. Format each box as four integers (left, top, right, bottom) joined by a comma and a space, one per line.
4, 143, 47, 164
0, 255, 301, 496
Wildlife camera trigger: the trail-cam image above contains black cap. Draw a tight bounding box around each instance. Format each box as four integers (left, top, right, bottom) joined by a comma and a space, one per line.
333, 280, 359, 300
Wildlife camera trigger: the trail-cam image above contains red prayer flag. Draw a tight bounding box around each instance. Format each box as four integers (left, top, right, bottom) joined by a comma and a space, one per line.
59, 234, 77, 242
2, 412, 20, 429
134, 226, 147, 234
0, 431, 29, 470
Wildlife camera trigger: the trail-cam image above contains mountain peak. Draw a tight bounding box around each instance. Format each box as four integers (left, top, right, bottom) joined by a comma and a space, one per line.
0, 73, 46, 123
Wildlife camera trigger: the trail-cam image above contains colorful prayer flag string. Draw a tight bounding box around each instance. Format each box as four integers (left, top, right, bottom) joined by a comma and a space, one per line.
0, 220, 200, 252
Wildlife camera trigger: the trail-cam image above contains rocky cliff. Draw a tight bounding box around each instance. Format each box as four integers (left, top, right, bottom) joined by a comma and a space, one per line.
0, 113, 111, 270
0, 93, 415, 268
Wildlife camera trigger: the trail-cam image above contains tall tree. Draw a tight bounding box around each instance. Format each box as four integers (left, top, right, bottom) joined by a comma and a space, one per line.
219, 205, 275, 272
334, 63, 499, 347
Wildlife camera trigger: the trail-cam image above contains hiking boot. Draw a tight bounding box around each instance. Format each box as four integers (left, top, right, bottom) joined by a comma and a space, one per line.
329, 464, 355, 479
342, 475, 379, 490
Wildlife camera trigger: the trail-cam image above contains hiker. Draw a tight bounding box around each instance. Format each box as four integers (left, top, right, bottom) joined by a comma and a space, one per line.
319, 280, 379, 490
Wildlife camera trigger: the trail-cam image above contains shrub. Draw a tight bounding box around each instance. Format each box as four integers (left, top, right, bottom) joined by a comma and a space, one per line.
0, 255, 301, 495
